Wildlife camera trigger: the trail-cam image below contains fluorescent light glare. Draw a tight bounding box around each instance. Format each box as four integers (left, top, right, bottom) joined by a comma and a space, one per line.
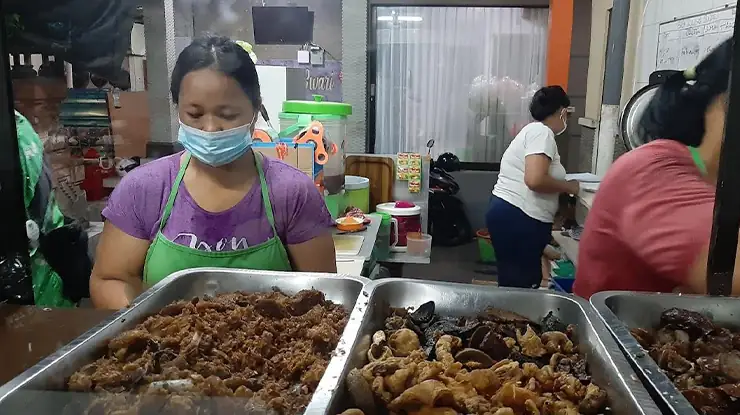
377, 16, 393, 21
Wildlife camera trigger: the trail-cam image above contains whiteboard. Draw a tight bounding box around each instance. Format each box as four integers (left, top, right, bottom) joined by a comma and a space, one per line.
656, 6, 736, 71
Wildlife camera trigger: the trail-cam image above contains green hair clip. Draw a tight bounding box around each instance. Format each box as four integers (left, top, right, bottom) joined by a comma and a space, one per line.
683, 67, 697, 80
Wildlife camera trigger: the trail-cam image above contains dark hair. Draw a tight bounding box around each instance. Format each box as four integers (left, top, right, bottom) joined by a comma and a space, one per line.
170, 36, 261, 109
529, 86, 570, 121
639, 38, 732, 146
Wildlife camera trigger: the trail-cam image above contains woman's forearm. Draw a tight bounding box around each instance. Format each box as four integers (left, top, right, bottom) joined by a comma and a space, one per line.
90, 276, 142, 309
526, 175, 576, 194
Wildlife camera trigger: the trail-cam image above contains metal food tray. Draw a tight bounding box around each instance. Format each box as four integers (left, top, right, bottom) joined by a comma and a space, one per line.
591, 291, 740, 415
326, 279, 661, 414
0, 268, 370, 414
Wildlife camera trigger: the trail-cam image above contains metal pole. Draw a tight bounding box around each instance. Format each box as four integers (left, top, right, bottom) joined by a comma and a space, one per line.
594, 0, 630, 176
706, 13, 740, 296
0, 12, 35, 304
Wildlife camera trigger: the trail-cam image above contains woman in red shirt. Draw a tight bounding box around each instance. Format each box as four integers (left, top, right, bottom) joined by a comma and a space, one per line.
574, 38, 740, 298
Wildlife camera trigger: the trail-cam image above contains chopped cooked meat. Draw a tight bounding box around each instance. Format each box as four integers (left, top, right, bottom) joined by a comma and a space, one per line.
637, 308, 740, 415
288, 289, 326, 316
483, 307, 533, 325
66, 290, 348, 415
693, 329, 735, 357
516, 326, 546, 358
660, 308, 714, 339
629, 328, 654, 349
719, 351, 740, 382
390, 329, 422, 357
344, 303, 608, 414
388, 380, 456, 412
683, 387, 731, 414
650, 344, 694, 374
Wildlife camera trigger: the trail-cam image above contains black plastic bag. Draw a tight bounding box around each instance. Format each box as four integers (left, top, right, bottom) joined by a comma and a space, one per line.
38, 219, 92, 303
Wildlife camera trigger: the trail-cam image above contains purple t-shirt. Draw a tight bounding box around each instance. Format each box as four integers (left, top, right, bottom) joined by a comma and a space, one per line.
102, 152, 333, 251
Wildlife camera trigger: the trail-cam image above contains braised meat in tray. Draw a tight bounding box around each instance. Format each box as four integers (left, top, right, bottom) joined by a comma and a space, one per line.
342, 301, 609, 415
65, 289, 349, 415
631, 307, 740, 415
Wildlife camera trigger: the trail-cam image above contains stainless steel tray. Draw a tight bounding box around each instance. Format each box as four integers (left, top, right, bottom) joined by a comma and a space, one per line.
0, 268, 370, 414
591, 291, 740, 415
326, 279, 661, 414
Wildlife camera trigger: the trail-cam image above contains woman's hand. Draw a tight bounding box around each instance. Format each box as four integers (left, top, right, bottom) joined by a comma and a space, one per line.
90, 222, 150, 309
566, 180, 580, 195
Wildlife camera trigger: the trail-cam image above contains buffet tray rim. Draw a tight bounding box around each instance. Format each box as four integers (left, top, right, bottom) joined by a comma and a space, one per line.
590, 290, 711, 415
0, 267, 371, 415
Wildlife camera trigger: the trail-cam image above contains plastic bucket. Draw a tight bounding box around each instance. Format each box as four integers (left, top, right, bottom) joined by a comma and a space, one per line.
476, 229, 496, 263
551, 259, 575, 293
345, 176, 370, 213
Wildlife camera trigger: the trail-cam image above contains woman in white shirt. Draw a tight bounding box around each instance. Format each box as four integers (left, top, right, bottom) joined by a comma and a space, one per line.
487, 86, 579, 288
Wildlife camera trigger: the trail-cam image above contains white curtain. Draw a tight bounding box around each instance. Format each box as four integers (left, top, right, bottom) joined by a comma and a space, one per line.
373, 7, 549, 162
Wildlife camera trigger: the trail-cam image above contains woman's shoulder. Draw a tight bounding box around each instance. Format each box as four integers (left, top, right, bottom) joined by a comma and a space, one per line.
519, 122, 552, 138
104, 153, 180, 218
609, 139, 692, 176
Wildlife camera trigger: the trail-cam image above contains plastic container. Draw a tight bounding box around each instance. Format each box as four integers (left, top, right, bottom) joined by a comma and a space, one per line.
376, 202, 422, 252
279, 95, 352, 195
551, 259, 575, 293
406, 232, 432, 257
551, 276, 575, 293
324, 192, 344, 220
345, 176, 370, 213
476, 229, 496, 263
374, 213, 392, 261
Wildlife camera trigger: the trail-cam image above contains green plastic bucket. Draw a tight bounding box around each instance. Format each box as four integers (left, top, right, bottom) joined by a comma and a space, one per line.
476, 229, 496, 263
345, 176, 370, 213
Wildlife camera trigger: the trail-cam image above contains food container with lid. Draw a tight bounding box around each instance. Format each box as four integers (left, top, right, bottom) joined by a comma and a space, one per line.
375, 201, 422, 252
279, 95, 352, 196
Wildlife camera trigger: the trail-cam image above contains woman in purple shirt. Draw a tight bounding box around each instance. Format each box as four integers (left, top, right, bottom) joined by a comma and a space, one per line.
90, 36, 336, 309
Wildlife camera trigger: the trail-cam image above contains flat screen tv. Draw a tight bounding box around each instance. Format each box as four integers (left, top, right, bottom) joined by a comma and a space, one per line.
252, 6, 314, 45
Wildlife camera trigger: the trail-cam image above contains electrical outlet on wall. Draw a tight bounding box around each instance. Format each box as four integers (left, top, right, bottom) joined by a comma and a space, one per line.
297, 50, 310, 64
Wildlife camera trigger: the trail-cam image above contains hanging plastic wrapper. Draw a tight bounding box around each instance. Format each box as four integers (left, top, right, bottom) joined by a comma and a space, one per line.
468, 75, 541, 138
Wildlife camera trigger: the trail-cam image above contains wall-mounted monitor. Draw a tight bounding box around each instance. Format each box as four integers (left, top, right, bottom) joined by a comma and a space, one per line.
252, 6, 314, 45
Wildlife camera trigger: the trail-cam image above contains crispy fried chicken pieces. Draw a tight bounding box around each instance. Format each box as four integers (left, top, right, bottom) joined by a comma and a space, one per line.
66, 289, 349, 415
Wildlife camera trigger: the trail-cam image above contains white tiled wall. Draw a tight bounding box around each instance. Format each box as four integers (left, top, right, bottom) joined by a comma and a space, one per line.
635, 0, 736, 88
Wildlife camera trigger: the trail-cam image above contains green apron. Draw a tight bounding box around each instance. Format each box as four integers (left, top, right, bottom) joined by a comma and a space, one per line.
143, 151, 292, 286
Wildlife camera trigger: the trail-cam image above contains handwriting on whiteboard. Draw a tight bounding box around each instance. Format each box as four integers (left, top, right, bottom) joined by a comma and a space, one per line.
656, 7, 735, 71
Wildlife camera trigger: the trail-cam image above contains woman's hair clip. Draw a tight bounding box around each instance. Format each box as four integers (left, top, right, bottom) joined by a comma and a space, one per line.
683, 67, 697, 80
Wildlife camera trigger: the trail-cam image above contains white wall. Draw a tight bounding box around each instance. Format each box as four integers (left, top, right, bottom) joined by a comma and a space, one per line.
634, 0, 736, 92
583, 0, 735, 174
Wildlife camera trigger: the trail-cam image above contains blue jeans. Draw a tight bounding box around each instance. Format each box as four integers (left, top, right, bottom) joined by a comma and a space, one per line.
486, 196, 551, 289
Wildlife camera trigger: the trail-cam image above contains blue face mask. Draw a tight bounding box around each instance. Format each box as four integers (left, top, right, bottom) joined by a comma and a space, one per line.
178, 118, 255, 167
